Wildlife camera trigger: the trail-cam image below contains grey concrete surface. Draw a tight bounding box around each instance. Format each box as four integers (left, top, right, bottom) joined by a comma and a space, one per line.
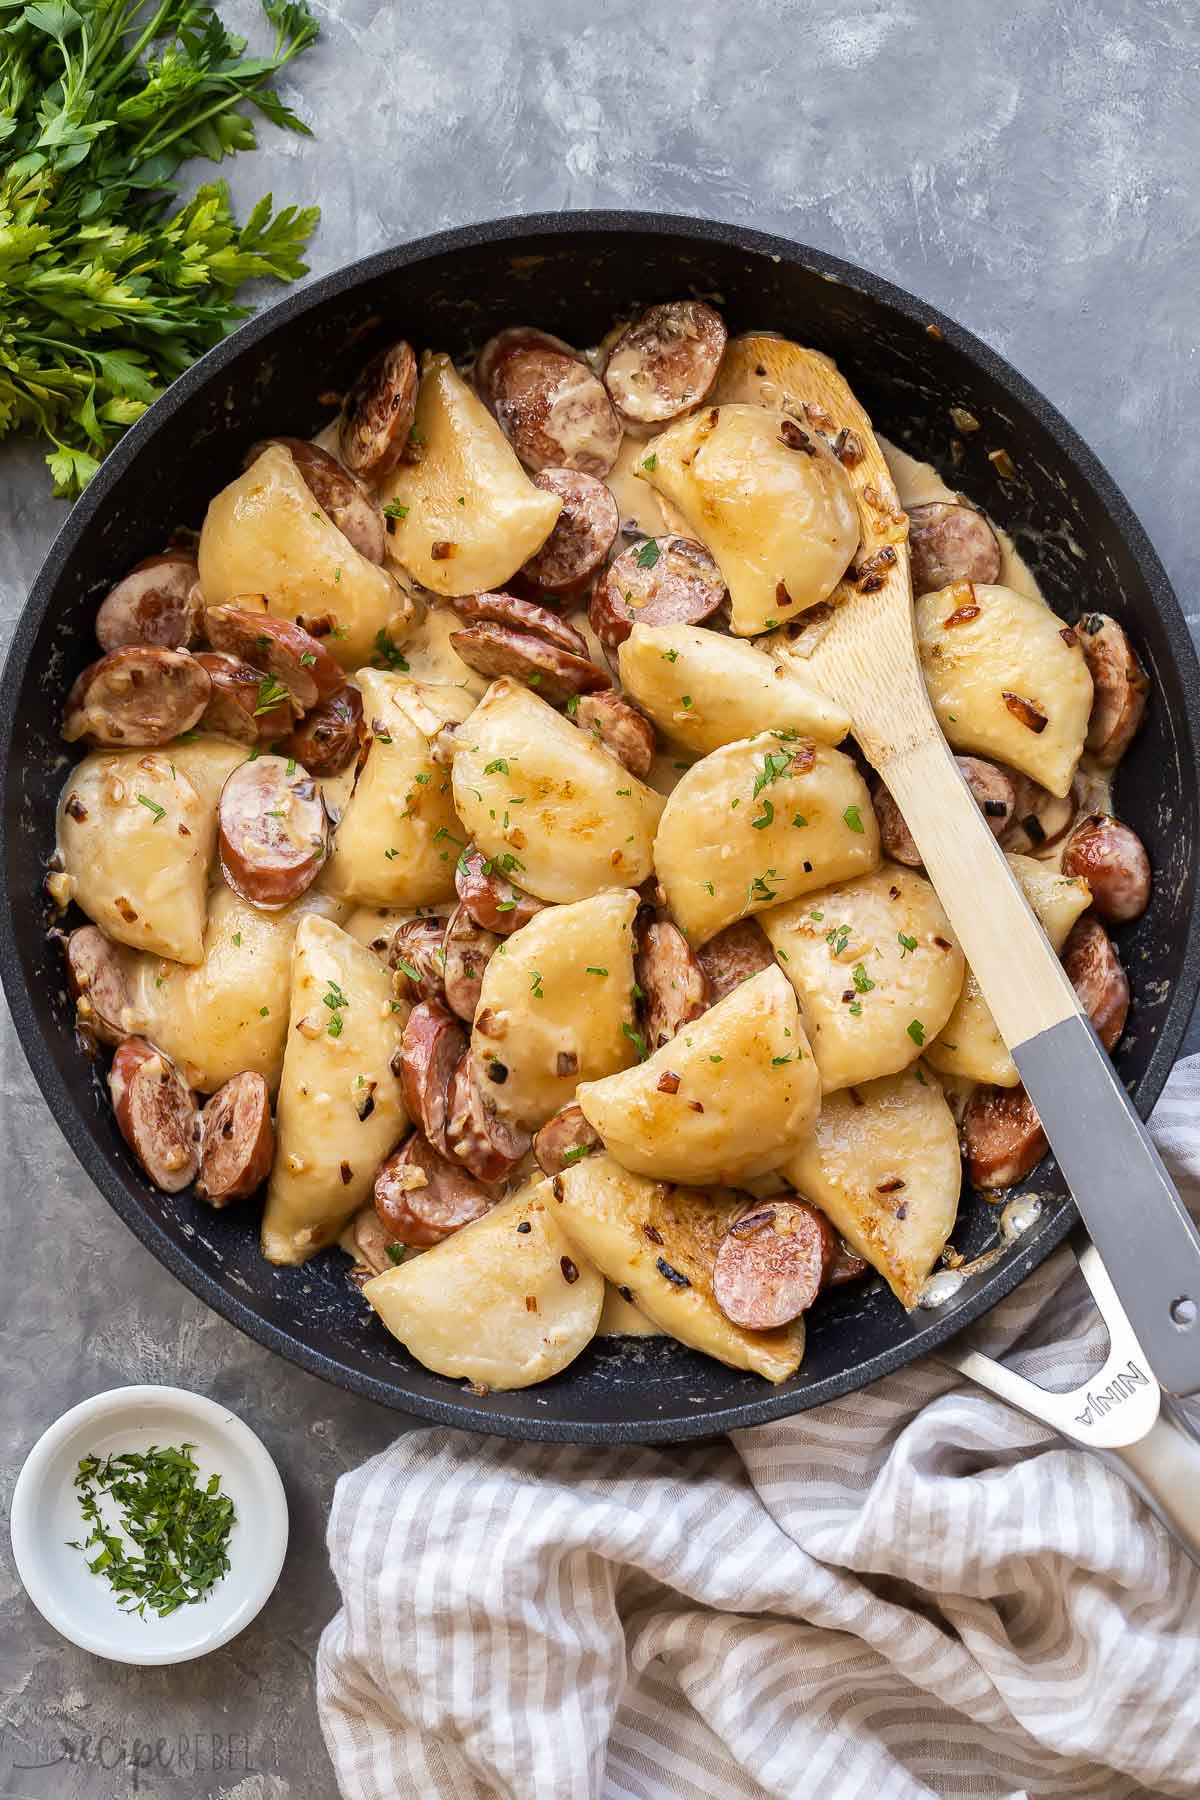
2, 2, 1198, 1795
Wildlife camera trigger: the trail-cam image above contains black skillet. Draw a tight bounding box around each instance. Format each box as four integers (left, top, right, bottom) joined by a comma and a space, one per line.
2, 213, 1198, 1443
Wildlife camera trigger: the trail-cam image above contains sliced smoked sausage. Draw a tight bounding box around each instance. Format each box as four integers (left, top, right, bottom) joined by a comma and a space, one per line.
907, 502, 1002, 596
695, 919, 775, 1004
450, 622, 610, 703
636, 917, 709, 1050
532, 1103, 603, 1176
963, 1085, 1047, 1189
194, 651, 294, 744
1061, 814, 1151, 924
374, 1132, 495, 1248
441, 903, 499, 1023
65, 925, 135, 1046
63, 647, 211, 748
1077, 613, 1150, 766
197, 1071, 274, 1206
275, 686, 365, 777
454, 846, 545, 936
218, 755, 329, 909
338, 340, 419, 482
390, 916, 450, 1005
521, 470, 619, 594
444, 1051, 531, 1183
399, 1000, 467, 1155
95, 551, 202, 653
203, 607, 343, 712
590, 536, 727, 650
448, 591, 588, 656
473, 327, 580, 410
572, 690, 656, 778
246, 437, 385, 562
1062, 916, 1130, 1052
603, 301, 727, 431
490, 346, 622, 478
713, 1198, 833, 1330
109, 1037, 201, 1193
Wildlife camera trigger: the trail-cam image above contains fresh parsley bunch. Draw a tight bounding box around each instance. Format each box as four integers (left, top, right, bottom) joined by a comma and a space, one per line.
0, 0, 322, 497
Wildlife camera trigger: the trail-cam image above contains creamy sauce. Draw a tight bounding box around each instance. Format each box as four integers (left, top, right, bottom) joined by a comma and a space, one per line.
879, 437, 1042, 603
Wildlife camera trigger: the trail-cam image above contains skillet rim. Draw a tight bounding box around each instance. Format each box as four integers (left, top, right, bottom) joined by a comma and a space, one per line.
2, 209, 1198, 1441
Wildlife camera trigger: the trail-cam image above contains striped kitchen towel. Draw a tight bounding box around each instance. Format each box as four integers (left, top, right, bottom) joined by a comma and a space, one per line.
317, 1055, 1200, 1800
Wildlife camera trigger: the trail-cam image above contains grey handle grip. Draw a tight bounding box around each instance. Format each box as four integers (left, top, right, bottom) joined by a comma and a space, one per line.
1015, 1016, 1200, 1396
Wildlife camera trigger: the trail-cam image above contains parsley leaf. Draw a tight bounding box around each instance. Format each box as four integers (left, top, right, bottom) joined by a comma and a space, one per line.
635, 538, 661, 569
907, 1018, 926, 1046
843, 804, 865, 833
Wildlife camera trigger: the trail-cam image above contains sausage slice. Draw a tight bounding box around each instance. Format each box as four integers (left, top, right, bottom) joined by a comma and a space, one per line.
1061, 813, 1151, 924
473, 327, 581, 410
491, 347, 623, 477
532, 1102, 603, 1176
875, 757, 1016, 865
63, 647, 212, 748
1078, 613, 1150, 766
448, 590, 588, 657
218, 755, 329, 909
109, 1038, 201, 1193
907, 502, 1002, 596
521, 470, 619, 594
338, 340, 419, 482
246, 437, 385, 563
572, 690, 656, 778
449, 623, 610, 703
590, 536, 727, 649
194, 651, 294, 744
399, 1000, 468, 1155
695, 919, 775, 1005
374, 1132, 496, 1248
442, 903, 499, 1023
454, 845, 545, 936
603, 301, 727, 431
636, 917, 709, 1050
66, 925, 135, 1046
275, 686, 365, 777
713, 1198, 833, 1330
390, 916, 450, 1005
444, 1051, 531, 1183
963, 1086, 1047, 1189
197, 1072, 275, 1206
95, 552, 202, 653
1062, 916, 1130, 1052
203, 607, 343, 712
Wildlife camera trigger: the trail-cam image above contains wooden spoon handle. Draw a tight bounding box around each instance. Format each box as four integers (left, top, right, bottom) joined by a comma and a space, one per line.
885, 737, 1200, 1394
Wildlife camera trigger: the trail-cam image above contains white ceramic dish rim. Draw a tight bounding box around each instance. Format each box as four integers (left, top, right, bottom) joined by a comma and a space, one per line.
9, 1384, 288, 1665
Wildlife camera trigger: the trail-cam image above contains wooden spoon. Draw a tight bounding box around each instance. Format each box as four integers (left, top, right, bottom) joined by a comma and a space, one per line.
718, 335, 1200, 1395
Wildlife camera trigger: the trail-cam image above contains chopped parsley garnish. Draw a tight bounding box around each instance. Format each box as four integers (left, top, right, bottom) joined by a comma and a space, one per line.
826, 923, 852, 956
680, 694, 693, 709
586, 966, 608, 977
562, 1144, 594, 1166
383, 500, 409, 521
898, 932, 918, 957
484, 758, 510, 775
384, 848, 399, 860
851, 963, 875, 994
254, 677, 291, 716
136, 794, 165, 822
753, 751, 793, 797
373, 628, 409, 672
843, 804, 865, 833
386, 1244, 407, 1265
751, 798, 774, 830
299, 651, 317, 667
622, 1022, 649, 1061
635, 538, 661, 569
232, 933, 242, 947
907, 1019, 926, 1046
566, 695, 581, 717
792, 812, 808, 828
810, 910, 824, 921
748, 870, 778, 904
641, 453, 658, 471
68, 1443, 235, 1619
258, 1005, 269, 1017
662, 648, 679, 663
530, 970, 544, 1000
323, 979, 350, 1038
849, 1000, 863, 1017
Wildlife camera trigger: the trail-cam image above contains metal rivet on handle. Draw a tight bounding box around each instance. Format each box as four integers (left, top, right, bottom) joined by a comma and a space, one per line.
1170, 1297, 1198, 1328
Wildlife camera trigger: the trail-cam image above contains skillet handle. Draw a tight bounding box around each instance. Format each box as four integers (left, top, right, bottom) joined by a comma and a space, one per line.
943, 1243, 1200, 1567
883, 736, 1200, 1396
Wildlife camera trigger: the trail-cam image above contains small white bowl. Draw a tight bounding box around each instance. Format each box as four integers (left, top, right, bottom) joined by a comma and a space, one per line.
10, 1385, 288, 1665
